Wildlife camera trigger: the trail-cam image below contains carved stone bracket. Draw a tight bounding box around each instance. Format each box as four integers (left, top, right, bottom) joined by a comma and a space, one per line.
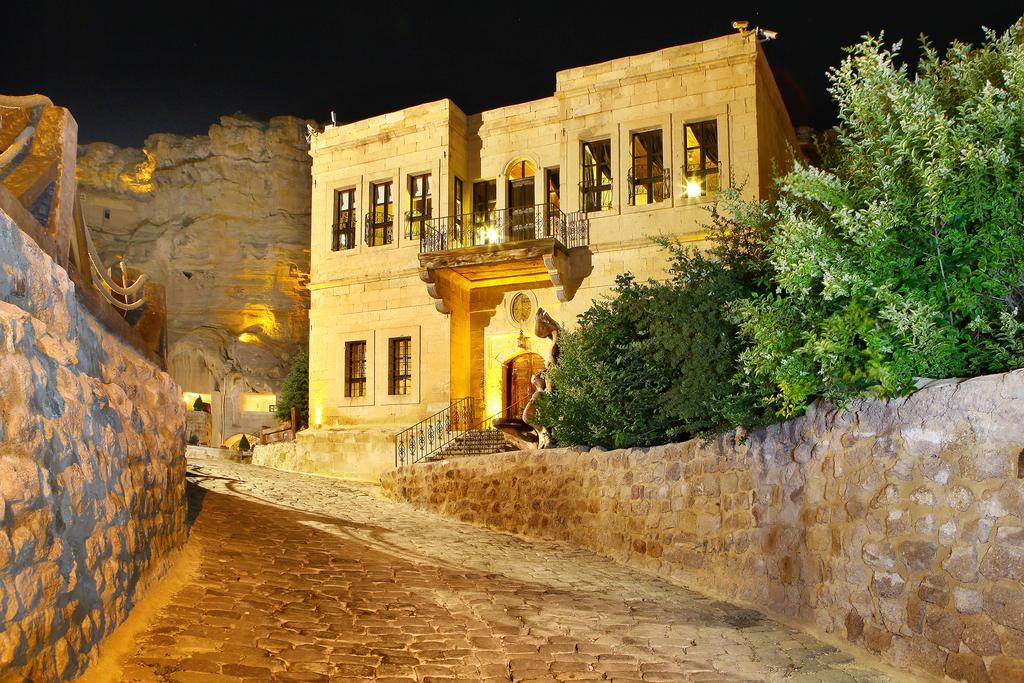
543, 246, 593, 303
419, 267, 452, 314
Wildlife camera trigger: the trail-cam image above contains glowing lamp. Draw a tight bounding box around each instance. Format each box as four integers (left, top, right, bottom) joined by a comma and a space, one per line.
686, 180, 703, 199
238, 332, 259, 343
314, 405, 323, 427
486, 227, 499, 244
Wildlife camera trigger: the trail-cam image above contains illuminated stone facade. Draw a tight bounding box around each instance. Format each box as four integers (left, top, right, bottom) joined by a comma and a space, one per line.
304, 32, 798, 477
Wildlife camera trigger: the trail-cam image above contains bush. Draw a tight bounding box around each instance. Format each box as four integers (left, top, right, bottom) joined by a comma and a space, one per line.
535, 190, 772, 448
192, 396, 204, 411
736, 25, 1024, 417
275, 349, 309, 424
237, 434, 250, 451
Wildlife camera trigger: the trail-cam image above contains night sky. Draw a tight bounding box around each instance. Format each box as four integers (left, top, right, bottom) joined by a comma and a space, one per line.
5, 2, 1023, 147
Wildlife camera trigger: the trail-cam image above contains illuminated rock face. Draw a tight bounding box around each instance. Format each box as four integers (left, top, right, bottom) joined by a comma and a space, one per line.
0, 208, 186, 681
76, 115, 313, 442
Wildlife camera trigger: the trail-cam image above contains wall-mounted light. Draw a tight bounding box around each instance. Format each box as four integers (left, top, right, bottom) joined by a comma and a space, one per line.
686, 181, 703, 199
314, 405, 323, 427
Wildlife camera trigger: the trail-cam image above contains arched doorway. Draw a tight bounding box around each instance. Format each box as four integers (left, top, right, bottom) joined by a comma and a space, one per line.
503, 352, 545, 419
507, 159, 536, 241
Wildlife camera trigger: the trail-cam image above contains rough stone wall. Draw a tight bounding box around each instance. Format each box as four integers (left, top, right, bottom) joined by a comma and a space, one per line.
382, 370, 1024, 682
252, 426, 396, 482
75, 115, 312, 444
0, 209, 187, 681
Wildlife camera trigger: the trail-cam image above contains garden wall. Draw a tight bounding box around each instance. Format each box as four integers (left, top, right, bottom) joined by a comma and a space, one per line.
0, 209, 187, 680
381, 370, 1024, 682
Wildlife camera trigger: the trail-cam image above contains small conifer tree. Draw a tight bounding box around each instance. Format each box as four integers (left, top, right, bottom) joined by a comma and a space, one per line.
275, 349, 309, 424
192, 396, 204, 411
238, 434, 251, 451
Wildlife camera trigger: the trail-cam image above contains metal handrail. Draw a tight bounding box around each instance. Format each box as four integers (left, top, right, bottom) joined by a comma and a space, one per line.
332, 213, 357, 251
627, 167, 671, 205
394, 397, 474, 467
364, 213, 393, 246
420, 204, 590, 253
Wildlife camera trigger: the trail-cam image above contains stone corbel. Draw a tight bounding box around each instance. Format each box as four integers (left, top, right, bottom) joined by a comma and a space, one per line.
419, 267, 452, 314
543, 247, 593, 303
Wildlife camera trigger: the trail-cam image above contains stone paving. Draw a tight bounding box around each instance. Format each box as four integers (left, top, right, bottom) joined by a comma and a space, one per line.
106, 456, 906, 682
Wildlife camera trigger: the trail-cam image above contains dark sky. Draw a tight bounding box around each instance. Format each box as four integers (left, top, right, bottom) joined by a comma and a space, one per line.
5, 2, 1023, 147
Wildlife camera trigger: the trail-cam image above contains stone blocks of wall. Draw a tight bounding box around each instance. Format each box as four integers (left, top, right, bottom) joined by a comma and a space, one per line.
381, 370, 1024, 681
252, 426, 396, 482
0, 210, 187, 681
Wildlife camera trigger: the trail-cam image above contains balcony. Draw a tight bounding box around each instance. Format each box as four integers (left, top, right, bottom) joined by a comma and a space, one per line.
416, 204, 592, 313
419, 204, 589, 253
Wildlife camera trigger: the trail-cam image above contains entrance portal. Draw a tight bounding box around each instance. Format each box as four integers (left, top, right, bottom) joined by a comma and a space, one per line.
503, 352, 545, 419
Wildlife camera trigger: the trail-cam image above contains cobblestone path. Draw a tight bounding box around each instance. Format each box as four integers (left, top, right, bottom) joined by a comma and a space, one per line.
106, 456, 905, 682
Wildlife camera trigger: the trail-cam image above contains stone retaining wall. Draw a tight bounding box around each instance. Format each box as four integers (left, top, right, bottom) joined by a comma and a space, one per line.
253, 426, 397, 482
381, 370, 1024, 681
0, 210, 186, 680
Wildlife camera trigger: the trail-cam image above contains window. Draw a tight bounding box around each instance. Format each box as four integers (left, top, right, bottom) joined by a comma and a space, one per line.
545, 169, 560, 234
453, 176, 464, 245
472, 179, 496, 227
683, 120, 720, 198
388, 336, 412, 396
366, 181, 393, 246
344, 341, 367, 398
580, 139, 612, 212
406, 173, 431, 240
629, 130, 667, 205
332, 188, 356, 250
453, 177, 464, 216
103, 208, 111, 220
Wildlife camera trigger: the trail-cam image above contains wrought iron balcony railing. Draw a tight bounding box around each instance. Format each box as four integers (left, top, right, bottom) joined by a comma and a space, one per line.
579, 180, 613, 213
627, 167, 671, 205
331, 214, 357, 251
419, 203, 589, 253
404, 210, 430, 241
364, 213, 393, 247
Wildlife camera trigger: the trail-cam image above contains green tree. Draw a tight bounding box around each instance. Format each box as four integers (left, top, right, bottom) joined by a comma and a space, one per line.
535, 189, 773, 448
736, 24, 1024, 417
237, 434, 251, 451
275, 348, 309, 424
192, 395, 204, 411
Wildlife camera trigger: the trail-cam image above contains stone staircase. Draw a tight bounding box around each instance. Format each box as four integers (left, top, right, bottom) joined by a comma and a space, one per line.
424, 428, 518, 461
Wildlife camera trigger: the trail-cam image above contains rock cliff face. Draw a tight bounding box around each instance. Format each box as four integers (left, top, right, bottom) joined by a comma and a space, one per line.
76, 115, 312, 440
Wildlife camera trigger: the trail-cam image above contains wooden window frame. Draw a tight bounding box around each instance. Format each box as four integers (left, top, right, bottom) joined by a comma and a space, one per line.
344, 340, 367, 398
580, 139, 613, 212
388, 336, 412, 396
683, 120, 720, 196
332, 188, 356, 251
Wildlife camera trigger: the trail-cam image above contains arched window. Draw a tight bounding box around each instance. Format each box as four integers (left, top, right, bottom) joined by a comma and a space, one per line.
507, 159, 536, 180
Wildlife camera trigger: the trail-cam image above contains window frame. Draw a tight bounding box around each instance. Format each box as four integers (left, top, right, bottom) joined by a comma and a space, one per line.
683, 120, 720, 198
332, 188, 357, 251
629, 130, 667, 206
580, 139, 613, 213
366, 180, 394, 246
405, 173, 431, 241
387, 336, 413, 396
344, 340, 368, 398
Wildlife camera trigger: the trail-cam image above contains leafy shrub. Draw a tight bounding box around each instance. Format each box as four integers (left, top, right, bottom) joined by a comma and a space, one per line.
275, 349, 309, 424
237, 434, 251, 451
535, 190, 772, 448
192, 396, 204, 411
736, 25, 1024, 417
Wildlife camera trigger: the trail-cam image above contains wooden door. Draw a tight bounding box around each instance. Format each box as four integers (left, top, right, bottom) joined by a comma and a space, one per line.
504, 353, 545, 418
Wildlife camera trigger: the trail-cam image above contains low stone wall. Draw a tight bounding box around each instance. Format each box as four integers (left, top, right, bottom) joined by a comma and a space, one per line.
252, 426, 396, 481
381, 370, 1024, 681
0, 210, 186, 680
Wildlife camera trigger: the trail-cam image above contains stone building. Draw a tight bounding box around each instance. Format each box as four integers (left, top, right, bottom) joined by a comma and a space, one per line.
301, 31, 798, 477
